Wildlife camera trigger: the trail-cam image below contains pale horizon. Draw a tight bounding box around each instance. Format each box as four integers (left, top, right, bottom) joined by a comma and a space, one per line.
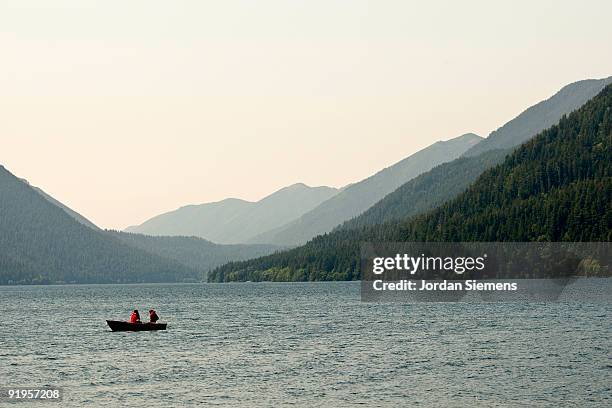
2, 0, 611, 229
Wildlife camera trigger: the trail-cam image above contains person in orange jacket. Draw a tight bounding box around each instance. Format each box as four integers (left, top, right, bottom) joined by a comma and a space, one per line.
149, 309, 160, 323
130, 309, 141, 323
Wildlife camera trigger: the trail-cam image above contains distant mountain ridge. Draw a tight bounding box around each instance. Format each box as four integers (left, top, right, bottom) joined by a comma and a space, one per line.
338, 148, 511, 230
463, 76, 612, 157
134, 72, 609, 249
247, 133, 483, 246
125, 183, 339, 244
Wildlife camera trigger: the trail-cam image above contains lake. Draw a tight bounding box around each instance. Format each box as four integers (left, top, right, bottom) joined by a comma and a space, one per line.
0, 281, 610, 407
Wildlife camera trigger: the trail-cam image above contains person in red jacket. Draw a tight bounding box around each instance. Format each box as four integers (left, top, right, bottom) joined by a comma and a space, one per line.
129, 309, 141, 323
149, 309, 159, 323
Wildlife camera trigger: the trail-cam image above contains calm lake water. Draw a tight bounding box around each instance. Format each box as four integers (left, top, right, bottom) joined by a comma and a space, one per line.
0, 281, 610, 407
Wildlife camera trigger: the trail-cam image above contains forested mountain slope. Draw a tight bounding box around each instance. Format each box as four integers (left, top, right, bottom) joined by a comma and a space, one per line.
0, 166, 199, 284
401, 85, 612, 242
109, 231, 281, 277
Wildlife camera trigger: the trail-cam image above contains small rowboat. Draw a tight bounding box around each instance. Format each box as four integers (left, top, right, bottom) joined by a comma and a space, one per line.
106, 320, 167, 332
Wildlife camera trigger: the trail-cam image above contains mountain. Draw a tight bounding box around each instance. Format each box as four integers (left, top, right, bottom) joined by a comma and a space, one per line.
463, 77, 612, 157
337, 77, 612, 230
401, 84, 612, 242
338, 148, 511, 230
0, 165, 200, 284
262, 74, 609, 247
248, 133, 483, 246
125, 183, 339, 244
108, 231, 281, 276
208, 83, 612, 282
31, 185, 100, 230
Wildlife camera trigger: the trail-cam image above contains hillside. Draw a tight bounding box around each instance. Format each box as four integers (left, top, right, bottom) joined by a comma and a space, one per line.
341, 77, 612, 230
248, 133, 482, 246
339, 148, 510, 230
209, 83, 612, 282
0, 166, 200, 284
463, 76, 612, 157
400, 85, 612, 242
109, 231, 281, 276
32, 186, 100, 230
126, 183, 338, 244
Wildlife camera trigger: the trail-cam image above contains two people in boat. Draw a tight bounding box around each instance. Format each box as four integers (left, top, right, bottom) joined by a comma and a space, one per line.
129, 309, 160, 324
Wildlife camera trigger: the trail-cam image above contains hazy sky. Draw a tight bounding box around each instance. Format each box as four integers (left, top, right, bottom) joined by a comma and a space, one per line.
2, 0, 611, 229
